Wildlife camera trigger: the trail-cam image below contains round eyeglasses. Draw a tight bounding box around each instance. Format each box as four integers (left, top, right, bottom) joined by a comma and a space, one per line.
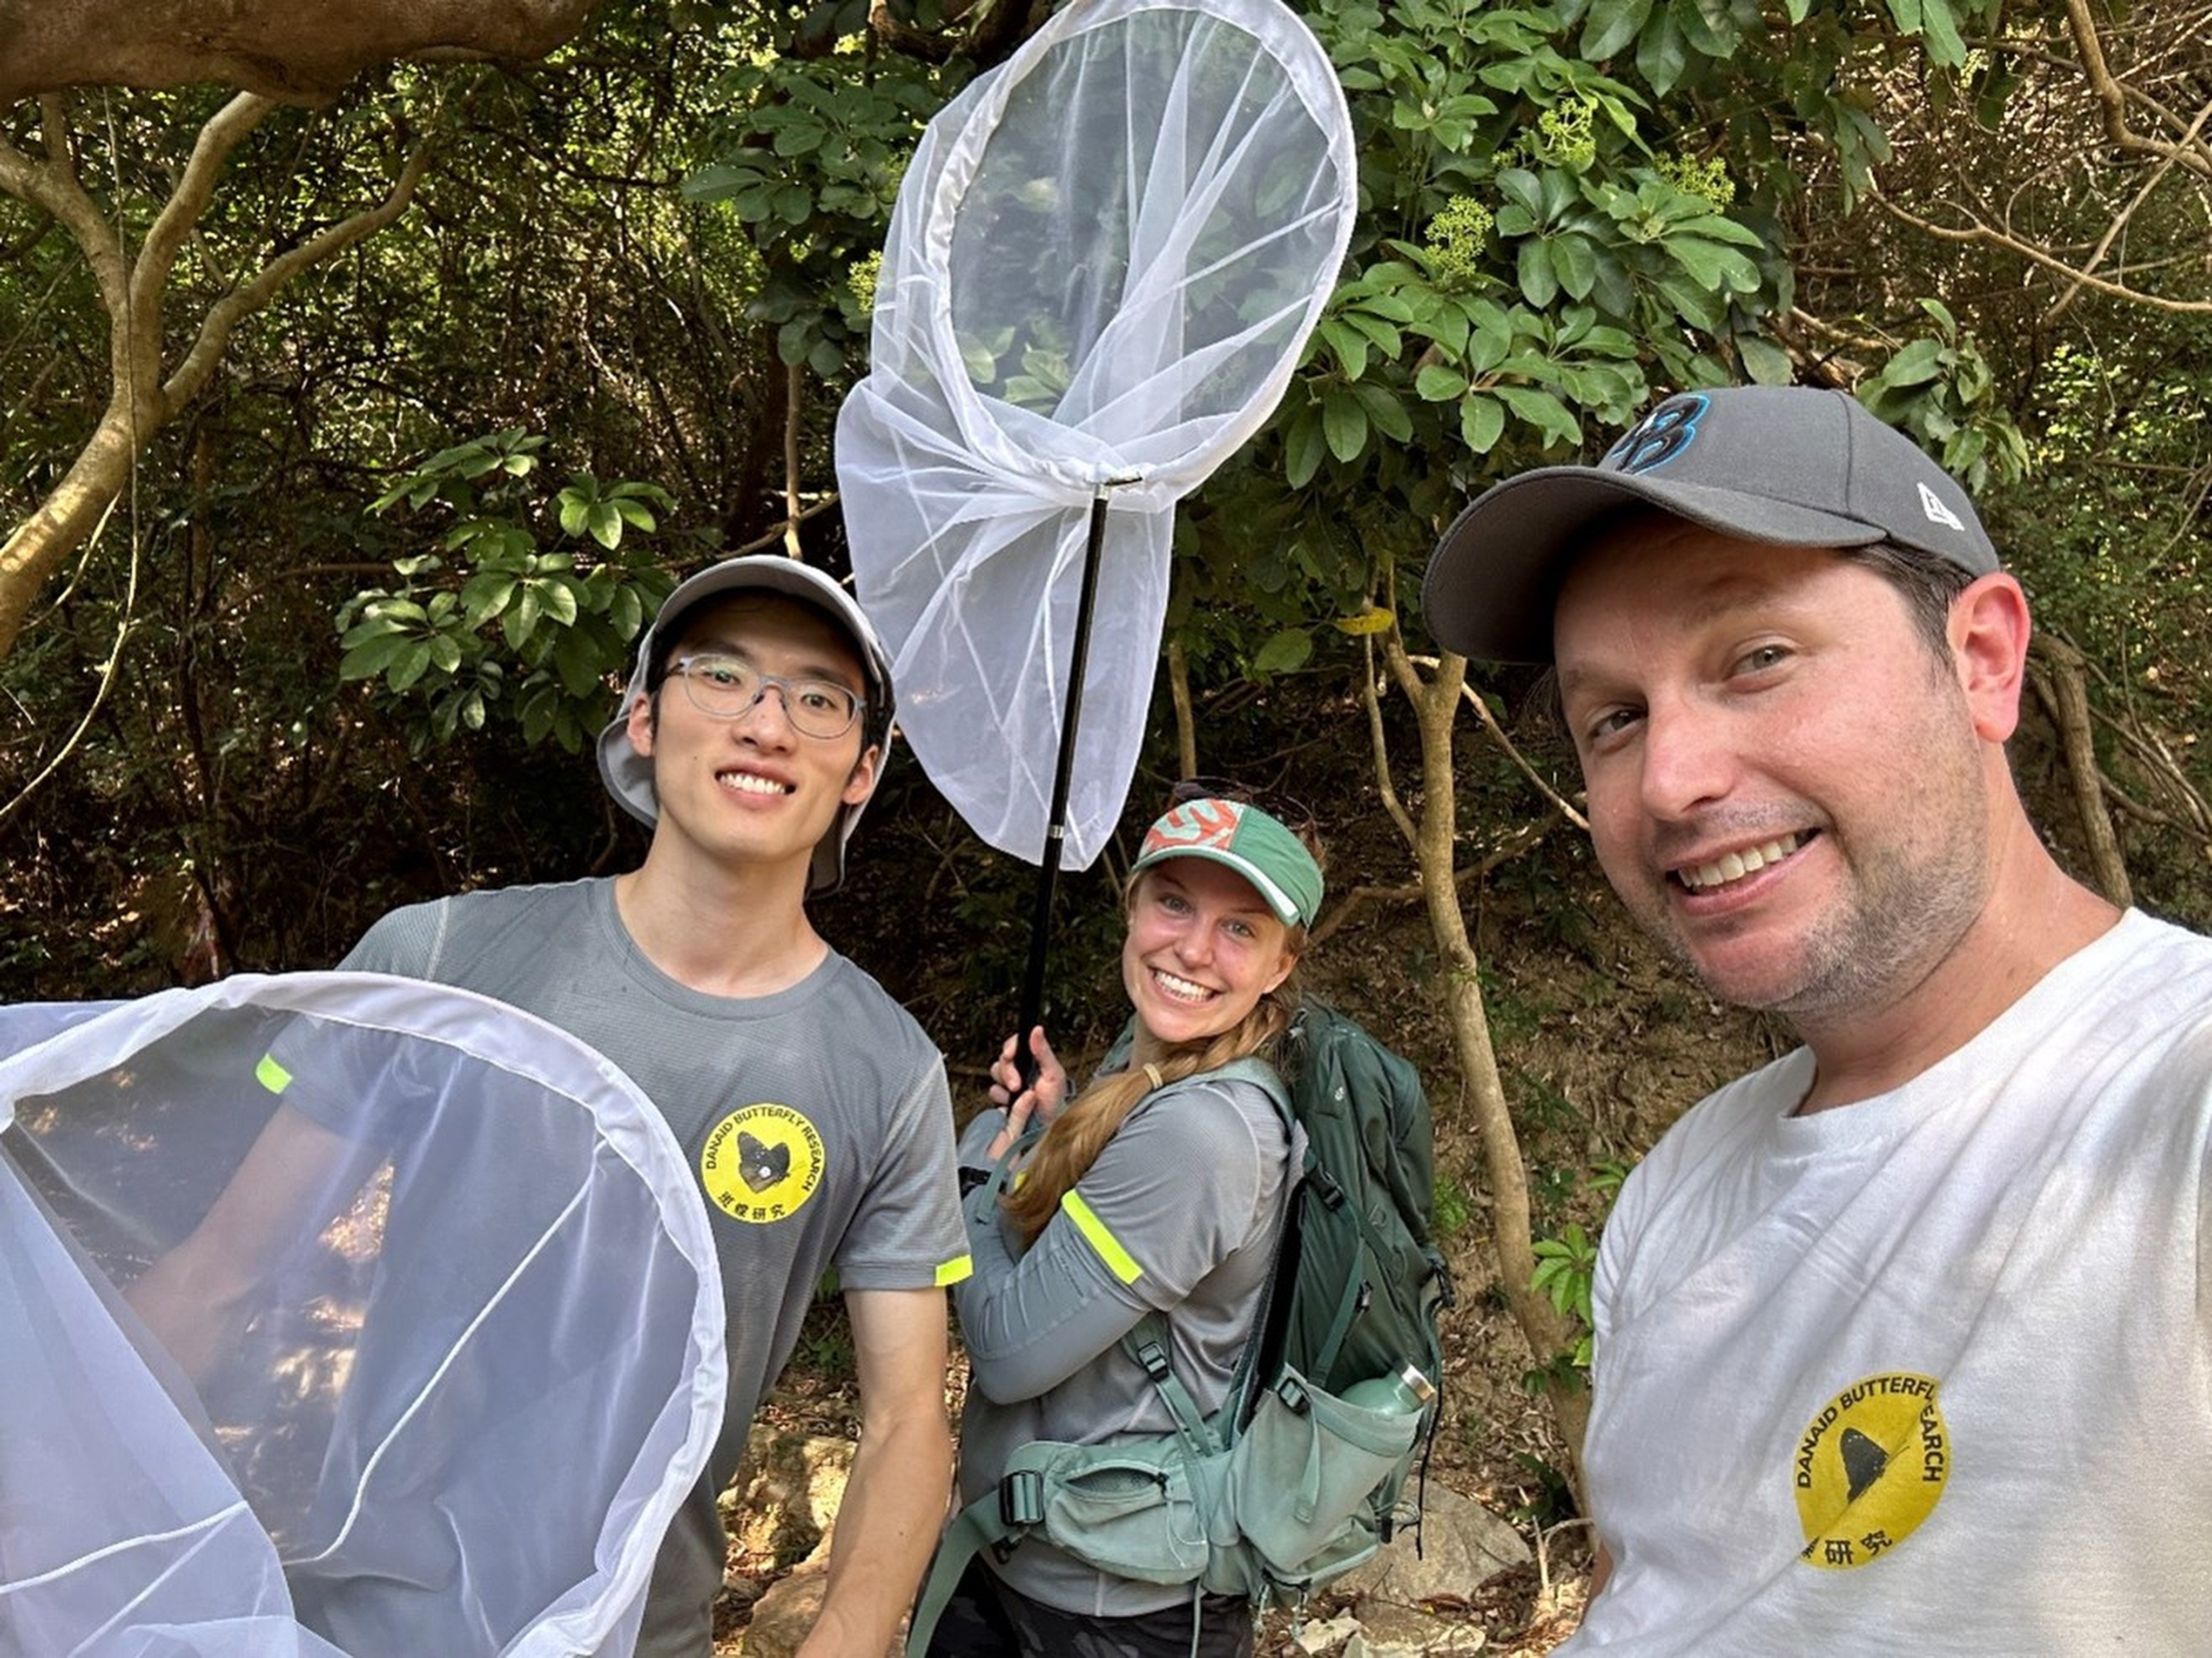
665, 653, 865, 740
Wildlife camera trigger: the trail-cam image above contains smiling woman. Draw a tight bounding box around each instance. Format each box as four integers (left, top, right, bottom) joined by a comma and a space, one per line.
923, 791, 1326, 1658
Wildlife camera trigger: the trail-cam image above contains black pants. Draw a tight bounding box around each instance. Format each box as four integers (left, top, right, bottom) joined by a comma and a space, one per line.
922, 1558, 1254, 1658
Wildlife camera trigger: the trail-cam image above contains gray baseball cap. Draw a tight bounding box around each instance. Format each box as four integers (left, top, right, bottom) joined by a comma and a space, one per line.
1422, 386, 2000, 665
596, 555, 896, 898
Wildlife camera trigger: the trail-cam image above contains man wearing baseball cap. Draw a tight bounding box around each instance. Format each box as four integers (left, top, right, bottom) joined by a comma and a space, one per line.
341, 555, 970, 1655
1424, 387, 2212, 1651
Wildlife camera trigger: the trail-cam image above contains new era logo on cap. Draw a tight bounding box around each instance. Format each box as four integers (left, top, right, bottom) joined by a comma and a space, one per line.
1918, 481, 1967, 534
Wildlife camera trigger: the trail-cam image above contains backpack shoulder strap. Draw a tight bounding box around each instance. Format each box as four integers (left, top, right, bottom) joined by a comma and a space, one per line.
1116, 1054, 1297, 1453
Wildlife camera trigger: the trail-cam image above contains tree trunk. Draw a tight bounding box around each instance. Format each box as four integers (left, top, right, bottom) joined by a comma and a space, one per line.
0, 0, 601, 104
0, 399, 149, 658
2033, 633, 2132, 907
0, 91, 430, 663
1387, 633, 1586, 1489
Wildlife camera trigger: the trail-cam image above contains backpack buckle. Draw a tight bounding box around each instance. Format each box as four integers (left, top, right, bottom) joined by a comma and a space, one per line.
999, 1468, 1045, 1529
1133, 1337, 1174, 1383
1273, 1374, 1311, 1416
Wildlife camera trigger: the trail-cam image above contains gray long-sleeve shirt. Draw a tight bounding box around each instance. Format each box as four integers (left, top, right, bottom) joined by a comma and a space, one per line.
952, 1066, 1292, 1616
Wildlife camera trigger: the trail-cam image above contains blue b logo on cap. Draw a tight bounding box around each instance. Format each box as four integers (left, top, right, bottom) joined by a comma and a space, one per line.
1605, 392, 1709, 475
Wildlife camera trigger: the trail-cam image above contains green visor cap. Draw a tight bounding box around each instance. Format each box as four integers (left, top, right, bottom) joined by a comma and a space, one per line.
1128, 799, 1324, 929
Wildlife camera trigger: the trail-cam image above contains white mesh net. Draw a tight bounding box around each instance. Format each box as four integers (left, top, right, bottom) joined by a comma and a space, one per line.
837, 0, 1356, 868
0, 974, 725, 1657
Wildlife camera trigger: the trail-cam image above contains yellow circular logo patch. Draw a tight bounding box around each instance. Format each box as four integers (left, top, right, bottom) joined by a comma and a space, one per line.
1793, 1372, 1949, 1570
699, 1103, 823, 1225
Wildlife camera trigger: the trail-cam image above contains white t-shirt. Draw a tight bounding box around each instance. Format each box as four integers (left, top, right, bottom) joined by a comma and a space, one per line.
1568, 909, 2212, 1655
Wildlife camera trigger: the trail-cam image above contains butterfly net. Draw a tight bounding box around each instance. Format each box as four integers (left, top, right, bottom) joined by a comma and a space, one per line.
837, 0, 1356, 869
0, 973, 724, 1657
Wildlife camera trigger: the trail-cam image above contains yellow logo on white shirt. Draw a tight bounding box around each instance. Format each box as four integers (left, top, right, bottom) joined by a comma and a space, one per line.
1793, 1372, 1949, 1569
700, 1103, 823, 1224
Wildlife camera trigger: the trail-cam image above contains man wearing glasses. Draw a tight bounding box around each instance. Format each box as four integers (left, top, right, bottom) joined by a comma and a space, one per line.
341, 556, 970, 1656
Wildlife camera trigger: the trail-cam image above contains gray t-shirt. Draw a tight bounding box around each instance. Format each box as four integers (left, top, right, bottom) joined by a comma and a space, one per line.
951, 1067, 1291, 1616
341, 877, 966, 1654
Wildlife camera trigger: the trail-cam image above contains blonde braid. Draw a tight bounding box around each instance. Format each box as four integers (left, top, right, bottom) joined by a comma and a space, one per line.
1001, 982, 1299, 1243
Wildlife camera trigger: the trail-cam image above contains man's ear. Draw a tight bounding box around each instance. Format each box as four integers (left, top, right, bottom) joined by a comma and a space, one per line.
842, 741, 882, 806
624, 692, 657, 758
1949, 571, 2032, 744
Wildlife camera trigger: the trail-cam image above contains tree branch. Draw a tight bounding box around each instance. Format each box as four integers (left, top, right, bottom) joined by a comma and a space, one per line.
0, 116, 128, 320
1872, 190, 2212, 314
2059, 0, 2212, 182
164, 137, 434, 411
131, 93, 278, 325
1363, 633, 1418, 853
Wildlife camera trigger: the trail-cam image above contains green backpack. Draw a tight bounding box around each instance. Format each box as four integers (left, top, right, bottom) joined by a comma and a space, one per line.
906, 1001, 1451, 1648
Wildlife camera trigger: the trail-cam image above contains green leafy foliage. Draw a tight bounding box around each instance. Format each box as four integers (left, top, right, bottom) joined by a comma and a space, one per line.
1859, 299, 2028, 494
338, 432, 684, 753
1526, 1158, 1630, 1379
1175, 0, 2029, 696
683, 39, 955, 380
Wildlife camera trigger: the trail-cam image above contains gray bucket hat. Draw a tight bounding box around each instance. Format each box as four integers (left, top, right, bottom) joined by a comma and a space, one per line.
1422, 386, 1999, 665
596, 556, 896, 898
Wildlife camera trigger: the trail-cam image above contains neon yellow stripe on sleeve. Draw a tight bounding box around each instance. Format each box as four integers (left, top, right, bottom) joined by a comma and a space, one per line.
934, 1254, 973, 1288
1059, 1190, 1142, 1285
255, 1053, 294, 1095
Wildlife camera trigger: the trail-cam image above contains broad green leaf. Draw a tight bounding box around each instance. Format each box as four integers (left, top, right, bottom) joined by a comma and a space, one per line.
1517, 239, 1559, 307
554, 629, 608, 697
1665, 237, 1759, 292
1878, 336, 1946, 387
537, 580, 581, 627
1465, 302, 1514, 373
1581, 0, 1653, 59
506, 586, 544, 652
1285, 406, 1328, 489
387, 645, 433, 695
1918, 296, 1959, 334
1460, 394, 1507, 454
339, 631, 415, 681
1551, 234, 1599, 300
1252, 628, 1313, 674
1319, 317, 1370, 380
461, 573, 518, 626
1636, 8, 1689, 93
772, 120, 828, 157
1322, 389, 1370, 463
1416, 363, 1470, 401
1737, 333, 1793, 385
1671, 0, 1730, 56
1674, 213, 1766, 248
1495, 169, 1544, 215
1496, 383, 1581, 448
1353, 383, 1415, 443
1352, 292, 1420, 325
681, 162, 755, 202
1344, 311, 1406, 360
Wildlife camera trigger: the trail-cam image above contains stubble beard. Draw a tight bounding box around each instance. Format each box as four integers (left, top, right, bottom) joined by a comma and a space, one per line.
1648, 758, 1993, 1035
